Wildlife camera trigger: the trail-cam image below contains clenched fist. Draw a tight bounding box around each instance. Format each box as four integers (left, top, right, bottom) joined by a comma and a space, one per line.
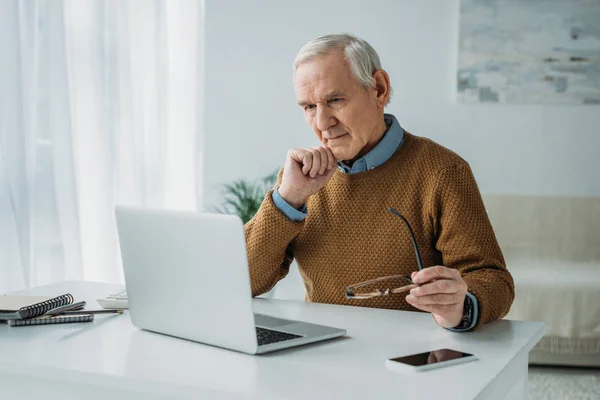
278, 146, 337, 209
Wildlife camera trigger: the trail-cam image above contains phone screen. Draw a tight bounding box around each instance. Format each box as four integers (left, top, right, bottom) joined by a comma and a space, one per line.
390, 349, 474, 366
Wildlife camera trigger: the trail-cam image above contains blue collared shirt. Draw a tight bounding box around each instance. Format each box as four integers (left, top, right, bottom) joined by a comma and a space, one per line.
272, 113, 479, 331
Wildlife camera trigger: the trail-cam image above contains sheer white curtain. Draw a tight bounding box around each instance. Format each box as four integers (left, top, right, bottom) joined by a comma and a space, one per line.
0, 0, 203, 293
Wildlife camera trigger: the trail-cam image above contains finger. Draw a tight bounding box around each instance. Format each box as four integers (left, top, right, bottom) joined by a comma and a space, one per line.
315, 147, 328, 175
325, 147, 336, 170
289, 149, 312, 175
406, 293, 462, 306
405, 297, 457, 314
301, 151, 313, 175
405, 295, 432, 312
308, 149, 322, 178
413, 265, 459, 284
410, 279, 459, 296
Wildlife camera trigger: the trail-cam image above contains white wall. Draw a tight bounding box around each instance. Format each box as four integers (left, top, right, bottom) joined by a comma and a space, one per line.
203, 0, 600, 210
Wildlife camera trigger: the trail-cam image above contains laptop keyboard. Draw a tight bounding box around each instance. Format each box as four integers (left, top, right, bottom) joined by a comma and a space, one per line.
256, 327, 302, 346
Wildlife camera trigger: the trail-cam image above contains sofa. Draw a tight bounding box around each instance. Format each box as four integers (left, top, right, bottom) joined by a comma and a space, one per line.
483, 194, 600, 367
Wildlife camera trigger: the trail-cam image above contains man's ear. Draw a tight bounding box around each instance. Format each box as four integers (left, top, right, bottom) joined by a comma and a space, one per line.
373, 69, 391, 108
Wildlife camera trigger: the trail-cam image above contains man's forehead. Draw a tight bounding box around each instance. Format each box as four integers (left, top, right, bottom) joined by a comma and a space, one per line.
294, 64, 353, 102
296, 87, 345, 105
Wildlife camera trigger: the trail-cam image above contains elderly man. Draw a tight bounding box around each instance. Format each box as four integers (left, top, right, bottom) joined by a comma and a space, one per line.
245, 34, 514, 331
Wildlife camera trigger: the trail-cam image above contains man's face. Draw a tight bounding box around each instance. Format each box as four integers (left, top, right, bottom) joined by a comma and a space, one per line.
294, 52, 382, 162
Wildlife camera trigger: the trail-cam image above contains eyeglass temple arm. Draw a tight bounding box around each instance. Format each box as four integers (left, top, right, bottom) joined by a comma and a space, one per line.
347, 274, 413, 290
345, 275, 417, 298
388, 207, 424, 271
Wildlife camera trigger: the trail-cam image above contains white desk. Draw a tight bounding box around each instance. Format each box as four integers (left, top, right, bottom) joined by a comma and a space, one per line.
0, 281, 544, 400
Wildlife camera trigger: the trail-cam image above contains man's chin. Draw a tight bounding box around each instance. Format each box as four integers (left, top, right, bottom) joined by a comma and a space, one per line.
332, 152, 356, 164
329, 148, 356, 163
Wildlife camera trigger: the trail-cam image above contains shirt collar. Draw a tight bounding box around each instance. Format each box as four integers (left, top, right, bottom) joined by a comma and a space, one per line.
337, 113, 405, 174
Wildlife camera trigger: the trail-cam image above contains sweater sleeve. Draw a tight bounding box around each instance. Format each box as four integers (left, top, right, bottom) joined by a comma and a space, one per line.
430, 163, 515, 328
244, 171, 305, 297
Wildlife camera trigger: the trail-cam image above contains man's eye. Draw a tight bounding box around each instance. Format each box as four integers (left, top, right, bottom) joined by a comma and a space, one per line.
330, 98, 341, 103
304, 104, 316, 110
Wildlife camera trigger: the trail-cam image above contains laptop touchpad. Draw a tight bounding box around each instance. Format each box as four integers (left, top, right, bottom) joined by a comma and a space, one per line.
254, 313, 293, 328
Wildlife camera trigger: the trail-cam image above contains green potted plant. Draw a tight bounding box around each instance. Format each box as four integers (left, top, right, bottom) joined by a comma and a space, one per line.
214, 170, 279, 224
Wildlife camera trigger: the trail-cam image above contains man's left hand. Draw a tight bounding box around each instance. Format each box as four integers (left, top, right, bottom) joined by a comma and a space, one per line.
405, 265, 468, 329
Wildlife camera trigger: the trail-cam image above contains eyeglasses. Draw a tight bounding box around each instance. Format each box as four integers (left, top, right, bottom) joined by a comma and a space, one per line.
345, 207, 423, 300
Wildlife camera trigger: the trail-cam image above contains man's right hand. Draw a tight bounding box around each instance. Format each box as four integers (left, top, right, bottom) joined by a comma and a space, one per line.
278, 146, 337, 209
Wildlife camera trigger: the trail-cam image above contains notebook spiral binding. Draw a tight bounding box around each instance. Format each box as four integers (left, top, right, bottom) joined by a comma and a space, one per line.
8, 313, 93, 327
20, 293, 75, 319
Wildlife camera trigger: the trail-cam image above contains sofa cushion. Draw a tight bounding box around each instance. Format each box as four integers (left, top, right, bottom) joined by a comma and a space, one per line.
505, 260, 600, 354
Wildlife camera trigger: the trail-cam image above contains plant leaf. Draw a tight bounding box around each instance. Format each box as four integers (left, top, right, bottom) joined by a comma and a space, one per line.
214, 169, 281, 223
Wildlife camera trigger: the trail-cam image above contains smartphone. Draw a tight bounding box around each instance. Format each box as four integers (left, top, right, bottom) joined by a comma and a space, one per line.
386, 349, 477, 372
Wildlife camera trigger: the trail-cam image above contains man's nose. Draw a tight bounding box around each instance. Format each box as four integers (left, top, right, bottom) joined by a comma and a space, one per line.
316, 107, 336, 132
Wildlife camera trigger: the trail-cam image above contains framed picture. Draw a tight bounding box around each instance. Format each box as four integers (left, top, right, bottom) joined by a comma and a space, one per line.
457, 0, 600, 104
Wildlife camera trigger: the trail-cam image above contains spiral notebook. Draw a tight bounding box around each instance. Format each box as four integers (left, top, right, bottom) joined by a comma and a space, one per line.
0, 293, 75, 320
7, 314, 94, 327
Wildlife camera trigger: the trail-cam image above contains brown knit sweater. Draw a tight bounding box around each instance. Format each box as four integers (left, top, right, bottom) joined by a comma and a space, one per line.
244, 132, 514, 329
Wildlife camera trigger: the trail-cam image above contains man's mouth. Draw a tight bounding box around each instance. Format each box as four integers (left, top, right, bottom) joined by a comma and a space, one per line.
327, 133, 348, 141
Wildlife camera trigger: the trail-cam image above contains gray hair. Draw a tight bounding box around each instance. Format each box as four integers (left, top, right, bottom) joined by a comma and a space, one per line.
294, 33, 392, 105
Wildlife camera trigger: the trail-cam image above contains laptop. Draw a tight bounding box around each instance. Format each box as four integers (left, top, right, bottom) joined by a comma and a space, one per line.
114, 206, 346, 355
